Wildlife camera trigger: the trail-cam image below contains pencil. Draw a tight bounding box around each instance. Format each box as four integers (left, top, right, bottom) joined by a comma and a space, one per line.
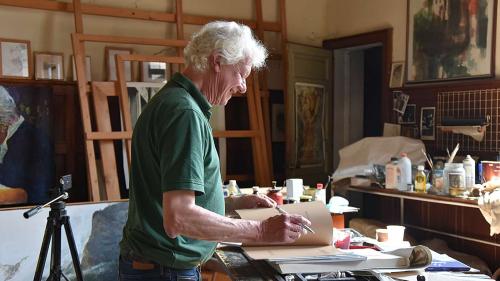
275, 205, 315, 234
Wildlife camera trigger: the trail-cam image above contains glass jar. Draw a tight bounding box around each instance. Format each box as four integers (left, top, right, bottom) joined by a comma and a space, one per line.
443, 163, 466, 197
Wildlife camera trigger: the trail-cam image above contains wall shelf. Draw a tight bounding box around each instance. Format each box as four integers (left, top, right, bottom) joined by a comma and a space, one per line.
437, 125, 488, 142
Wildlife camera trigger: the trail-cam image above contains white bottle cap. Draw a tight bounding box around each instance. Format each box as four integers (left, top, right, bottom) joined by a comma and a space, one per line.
417, 165, 424, 170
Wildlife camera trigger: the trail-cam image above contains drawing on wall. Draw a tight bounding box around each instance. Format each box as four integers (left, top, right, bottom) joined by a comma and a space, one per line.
0, 39, 30, 78
295, 82, 325, 168
0, 201, 128, 281
399, 104, 417, 124
127, 82, 165, 127
420, 107, 436, 140
407, 0, 495, 82
0, 85, 54, 206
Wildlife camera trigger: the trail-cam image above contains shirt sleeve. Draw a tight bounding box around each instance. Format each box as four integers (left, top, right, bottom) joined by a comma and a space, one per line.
157, 108, 208, 195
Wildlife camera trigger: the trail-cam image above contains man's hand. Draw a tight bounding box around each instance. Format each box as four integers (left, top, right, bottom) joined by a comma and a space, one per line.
231, 194, 276, 210
258, 214, 311, 244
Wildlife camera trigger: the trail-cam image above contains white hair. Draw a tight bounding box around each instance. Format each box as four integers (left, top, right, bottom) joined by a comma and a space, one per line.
184, 21, 268, 72
0, 86, 18, 122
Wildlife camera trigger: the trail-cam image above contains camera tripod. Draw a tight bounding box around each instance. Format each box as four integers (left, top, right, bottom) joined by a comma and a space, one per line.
24, 175, 84, 281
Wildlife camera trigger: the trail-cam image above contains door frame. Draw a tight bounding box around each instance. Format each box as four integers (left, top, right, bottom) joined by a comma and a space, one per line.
323, 28, 393, 125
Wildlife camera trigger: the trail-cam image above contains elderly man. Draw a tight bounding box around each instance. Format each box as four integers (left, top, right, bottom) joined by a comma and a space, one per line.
119, 21, 310, 280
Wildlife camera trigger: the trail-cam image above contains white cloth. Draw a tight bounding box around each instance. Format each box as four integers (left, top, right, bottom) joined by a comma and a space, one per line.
0, 115, 24, 164
478, 189, 500, 236
332, 136, 427, 182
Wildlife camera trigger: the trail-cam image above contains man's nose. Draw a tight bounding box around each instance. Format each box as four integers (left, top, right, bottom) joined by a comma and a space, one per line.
238, 79, 247, 93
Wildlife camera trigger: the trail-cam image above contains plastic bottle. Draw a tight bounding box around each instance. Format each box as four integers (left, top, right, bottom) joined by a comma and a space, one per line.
385, 157, 400, 189
398, 153, 412, 191
463, 155, 475, 191
227, 180, 240, 196
415, 165, 426, 193
314, 183, 326, 204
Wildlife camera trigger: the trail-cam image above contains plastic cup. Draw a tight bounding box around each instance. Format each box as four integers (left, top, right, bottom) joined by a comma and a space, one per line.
387, 225, 405, 242
375, 228, 388, 242
333, 229, 351, 249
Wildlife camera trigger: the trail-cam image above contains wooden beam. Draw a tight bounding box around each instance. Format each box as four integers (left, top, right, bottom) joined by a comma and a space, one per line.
118, 54, 184, 64
72, 0, 84, 33
75, 33, 188, 47
85, 131, 132, 140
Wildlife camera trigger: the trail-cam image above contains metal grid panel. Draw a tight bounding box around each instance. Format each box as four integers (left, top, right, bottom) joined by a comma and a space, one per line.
437, 89, 499, 152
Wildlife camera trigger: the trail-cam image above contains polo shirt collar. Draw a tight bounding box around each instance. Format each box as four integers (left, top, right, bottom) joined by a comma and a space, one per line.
171, 72, 212, 119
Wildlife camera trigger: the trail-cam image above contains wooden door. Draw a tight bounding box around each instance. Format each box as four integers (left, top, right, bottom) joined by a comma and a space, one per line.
286, 43, 332, 186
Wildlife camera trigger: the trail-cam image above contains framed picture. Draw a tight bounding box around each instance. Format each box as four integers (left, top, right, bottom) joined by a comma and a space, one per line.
294, 82, 325, 168
105, 46, 133, 81
389, 62, 404, 88
271, 103, 285, 142
399, 104, 416, 124
34, 52, 64, 80
393, 91, 409, 114
420, 107, 435, 140
407, 0, 496, 83
140, 61, 168, 82
72, 55, 92, 81
0, 38, 31, 79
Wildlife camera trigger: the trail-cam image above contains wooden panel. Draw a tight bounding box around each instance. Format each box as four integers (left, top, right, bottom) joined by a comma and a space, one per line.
91, 83, 121, 200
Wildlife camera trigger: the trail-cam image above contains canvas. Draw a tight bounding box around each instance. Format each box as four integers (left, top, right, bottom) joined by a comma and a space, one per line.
0, 85, 54, 205
0, 201, 128, 281
294, 82, 325, 168
407, 0, 495, 82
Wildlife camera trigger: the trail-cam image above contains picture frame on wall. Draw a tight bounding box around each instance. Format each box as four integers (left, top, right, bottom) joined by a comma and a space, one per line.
140, 61, 168, 82
389, 61, 404, 88
105, 46, 133, 81
72, 55, 92, 81
393, 91, 409, 114
420, 107, 435, 140
34, 52, 64, 80
406, 0, 496, 83
399, 103, 416, 124
0, 38, 31, 79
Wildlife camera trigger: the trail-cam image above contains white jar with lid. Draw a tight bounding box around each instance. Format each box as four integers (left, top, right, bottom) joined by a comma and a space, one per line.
462, 155, 475, 191
443, 163, 465, 196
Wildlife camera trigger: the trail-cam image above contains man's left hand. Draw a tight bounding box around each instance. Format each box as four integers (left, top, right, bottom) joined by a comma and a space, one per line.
232, 194, 276, 210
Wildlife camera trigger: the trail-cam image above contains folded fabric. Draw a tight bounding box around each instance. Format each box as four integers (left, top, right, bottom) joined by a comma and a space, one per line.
478, 189, 500, 235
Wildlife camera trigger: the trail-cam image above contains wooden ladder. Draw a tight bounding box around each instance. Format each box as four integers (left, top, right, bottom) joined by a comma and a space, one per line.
71, 0, 272, 201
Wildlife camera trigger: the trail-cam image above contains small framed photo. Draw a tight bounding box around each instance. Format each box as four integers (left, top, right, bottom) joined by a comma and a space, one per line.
72, 55, 92, 81
105, 46, 133, 81
0, 38, 31, 79
34, 52, 64, 80
140, 61, 168, 82
389, 62, 404, 88
393, 91, 409, 114
420, 107, 435, 140
398, 104, 416, 124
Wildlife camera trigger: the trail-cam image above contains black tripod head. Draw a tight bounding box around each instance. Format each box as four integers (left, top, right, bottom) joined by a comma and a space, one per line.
23, 175, 72, 219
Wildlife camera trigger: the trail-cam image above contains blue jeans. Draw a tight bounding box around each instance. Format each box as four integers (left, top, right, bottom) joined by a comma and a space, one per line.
119, 255, 201, 281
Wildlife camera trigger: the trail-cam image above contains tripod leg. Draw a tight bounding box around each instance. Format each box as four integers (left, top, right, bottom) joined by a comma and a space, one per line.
63, 217, 84, 281
34, 218, 55, 281
48, 217, 63, 281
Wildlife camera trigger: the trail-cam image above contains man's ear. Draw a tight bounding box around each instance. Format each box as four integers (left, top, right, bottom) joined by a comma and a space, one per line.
209, 53, 222, 73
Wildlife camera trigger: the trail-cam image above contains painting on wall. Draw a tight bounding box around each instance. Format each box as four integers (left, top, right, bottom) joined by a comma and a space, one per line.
294, 82, 325, 168
420, 107, 436, 140
0, 201, 128, 281
407, 0, 496, 83
0, 85, 54, 206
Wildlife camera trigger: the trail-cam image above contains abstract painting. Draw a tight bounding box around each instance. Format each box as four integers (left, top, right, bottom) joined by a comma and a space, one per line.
407, 0, 495, 82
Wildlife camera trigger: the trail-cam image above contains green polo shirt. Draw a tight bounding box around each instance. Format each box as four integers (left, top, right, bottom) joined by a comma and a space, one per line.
120, 73, 224, 269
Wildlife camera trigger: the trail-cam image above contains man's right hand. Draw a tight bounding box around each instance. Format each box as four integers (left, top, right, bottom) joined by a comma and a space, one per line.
258, 214, 311, 244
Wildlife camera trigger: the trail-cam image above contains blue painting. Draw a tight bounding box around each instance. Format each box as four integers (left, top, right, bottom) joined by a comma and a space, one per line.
0, 85, 54, 205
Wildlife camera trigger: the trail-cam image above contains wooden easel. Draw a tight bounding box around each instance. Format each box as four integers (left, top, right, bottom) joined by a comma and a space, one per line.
71, 0, 273, 201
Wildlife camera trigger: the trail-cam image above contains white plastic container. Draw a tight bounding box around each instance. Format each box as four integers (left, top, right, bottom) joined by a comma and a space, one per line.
227, 180, 240, 196
398, 153, 412, 191
463, 155, 475, 190
314, 183, 326, 204
385, 157, 400, 189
